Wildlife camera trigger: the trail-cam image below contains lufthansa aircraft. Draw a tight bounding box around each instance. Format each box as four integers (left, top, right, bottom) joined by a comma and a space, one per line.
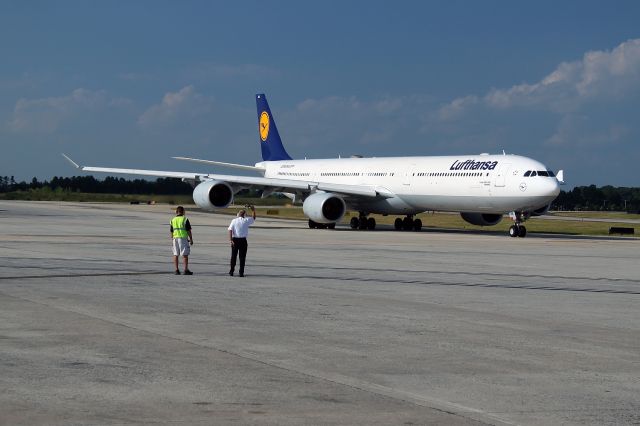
64, 94, 563, 237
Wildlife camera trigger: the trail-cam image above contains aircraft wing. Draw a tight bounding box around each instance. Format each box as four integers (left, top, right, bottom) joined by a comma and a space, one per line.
63, 154, 390, 199
172, 156, 265, 172
62, 155, 209, 181
205, 173, 382, 198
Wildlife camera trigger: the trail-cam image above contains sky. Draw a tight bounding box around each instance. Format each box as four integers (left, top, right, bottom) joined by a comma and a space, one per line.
1, 1, 639, 187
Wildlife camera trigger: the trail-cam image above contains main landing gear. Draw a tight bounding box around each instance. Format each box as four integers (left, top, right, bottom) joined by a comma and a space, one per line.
350, 212, 376, 230
308, 219, 335, 229
508, 211, 527, 238
394, 215, 422, 231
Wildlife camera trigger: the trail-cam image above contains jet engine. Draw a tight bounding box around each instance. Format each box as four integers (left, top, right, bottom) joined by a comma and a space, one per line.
460, 212, 503, 226
302, 192, 346, 224
192, 180, 233, 210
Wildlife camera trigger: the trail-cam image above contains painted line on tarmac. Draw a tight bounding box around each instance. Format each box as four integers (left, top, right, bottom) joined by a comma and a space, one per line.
0, 271, 167, 280
2, 267, 639, 295
254, 273, 640, 295
6, 256, 640, 284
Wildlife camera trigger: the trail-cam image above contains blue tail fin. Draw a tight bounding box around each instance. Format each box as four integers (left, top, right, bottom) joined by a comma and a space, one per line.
256, 94, 292, 161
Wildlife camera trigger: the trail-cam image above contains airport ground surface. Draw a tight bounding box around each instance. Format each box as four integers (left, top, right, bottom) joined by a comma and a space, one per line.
1, 201, 639, 426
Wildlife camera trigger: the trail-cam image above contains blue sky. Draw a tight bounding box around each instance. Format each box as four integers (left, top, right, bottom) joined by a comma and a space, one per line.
1, 1, 639, 187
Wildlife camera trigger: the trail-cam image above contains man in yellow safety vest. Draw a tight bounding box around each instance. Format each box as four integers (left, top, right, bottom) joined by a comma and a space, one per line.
170, 206, 194, 275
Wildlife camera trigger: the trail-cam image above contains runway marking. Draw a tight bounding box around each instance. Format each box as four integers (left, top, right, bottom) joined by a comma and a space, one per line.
2, 268, 638, 297
255, 273, 640, 295
0, 271, 166, 281
4, 256, 640, 284
0, 289, 515, 426
2, 262, 639, 296
253, 263, 640, 284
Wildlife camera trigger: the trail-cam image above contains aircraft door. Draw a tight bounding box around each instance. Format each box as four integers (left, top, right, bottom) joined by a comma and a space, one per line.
494, 163, 511, 187
403, 165, 416, 186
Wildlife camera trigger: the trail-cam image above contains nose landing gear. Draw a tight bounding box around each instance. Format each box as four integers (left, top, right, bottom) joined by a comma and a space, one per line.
508, 211, 528, 238
509, 224, 527, 238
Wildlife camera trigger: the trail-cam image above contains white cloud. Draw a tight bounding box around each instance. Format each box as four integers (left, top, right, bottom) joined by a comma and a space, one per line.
546, 114, 631, 147
438, 38, 640, 119
436, 95, 478, 121
8, 88, 131, 133
137, 85, 212, 128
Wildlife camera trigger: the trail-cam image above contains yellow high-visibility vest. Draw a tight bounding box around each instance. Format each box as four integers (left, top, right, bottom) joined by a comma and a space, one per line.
171, 216, 188, 238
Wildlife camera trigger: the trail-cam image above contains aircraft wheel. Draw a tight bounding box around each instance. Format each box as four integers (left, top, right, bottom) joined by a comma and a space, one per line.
413, 218, 422, 231
402, 217, 413, 231
394, 218, 403, 230
359, 218, 368, 230
509, 225, 519, 237
367, 217, 376, 230
308, 219, 317, 229
327, 223, 336, 230
350, 217, 359, 229
518, 225, 527, 238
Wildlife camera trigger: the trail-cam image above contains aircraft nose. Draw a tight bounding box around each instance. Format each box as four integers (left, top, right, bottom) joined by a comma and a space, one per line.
547, 178, 561, 197
532, 177, 560, 199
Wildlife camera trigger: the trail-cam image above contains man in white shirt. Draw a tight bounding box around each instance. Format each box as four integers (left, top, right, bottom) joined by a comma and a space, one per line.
228, 205, 256, 277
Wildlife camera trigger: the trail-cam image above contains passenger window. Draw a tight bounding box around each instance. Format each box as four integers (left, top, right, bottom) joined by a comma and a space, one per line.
524, 171, 531, 177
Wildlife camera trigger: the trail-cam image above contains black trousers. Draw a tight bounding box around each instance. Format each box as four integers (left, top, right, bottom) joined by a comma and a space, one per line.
230, 237, 248, 275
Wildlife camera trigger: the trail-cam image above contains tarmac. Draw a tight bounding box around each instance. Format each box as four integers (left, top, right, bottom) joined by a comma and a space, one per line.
1, 200, 639, 426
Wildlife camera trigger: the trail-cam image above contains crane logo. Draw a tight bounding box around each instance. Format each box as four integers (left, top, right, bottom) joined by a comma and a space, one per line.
259, 111, 270, 142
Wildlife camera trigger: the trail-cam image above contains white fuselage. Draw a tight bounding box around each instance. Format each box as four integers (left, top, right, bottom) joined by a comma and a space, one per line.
257, 154, 561, 215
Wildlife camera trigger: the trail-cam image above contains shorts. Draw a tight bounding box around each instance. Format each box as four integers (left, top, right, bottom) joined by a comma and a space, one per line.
172, 238, 190, 256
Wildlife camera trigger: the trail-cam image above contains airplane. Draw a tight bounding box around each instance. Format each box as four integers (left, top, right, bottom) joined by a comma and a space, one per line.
64, 93, 563, 238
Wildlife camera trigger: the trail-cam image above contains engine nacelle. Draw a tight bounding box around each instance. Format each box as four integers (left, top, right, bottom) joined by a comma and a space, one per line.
531, 204, 551, 216
460, 212, 503, 226
192, 180, 233, 210
303, 192, 346, 224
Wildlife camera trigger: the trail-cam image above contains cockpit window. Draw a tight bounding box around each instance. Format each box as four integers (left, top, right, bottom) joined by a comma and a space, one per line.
530, 171, 537, 177
524, 171, 531, 177
537, 170, 549, 177
547, 170, 555, 177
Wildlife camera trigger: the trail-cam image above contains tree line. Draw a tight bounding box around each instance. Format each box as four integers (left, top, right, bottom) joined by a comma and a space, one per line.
553, 185, 640, 212
0, 176, 192, 195
1, 176, 639, 212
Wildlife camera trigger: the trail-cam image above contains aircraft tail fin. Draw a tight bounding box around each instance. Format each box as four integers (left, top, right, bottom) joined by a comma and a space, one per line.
256, 94, 292, 161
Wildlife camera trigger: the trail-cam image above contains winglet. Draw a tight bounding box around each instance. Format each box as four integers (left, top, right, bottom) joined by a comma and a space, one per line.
62, 153, 81, 169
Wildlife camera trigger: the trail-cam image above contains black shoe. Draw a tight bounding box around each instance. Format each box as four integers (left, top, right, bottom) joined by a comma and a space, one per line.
228, 271, 234, 276
239, 273, 244, 277
184, 270, 193, 275
174, 270, 181, 275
